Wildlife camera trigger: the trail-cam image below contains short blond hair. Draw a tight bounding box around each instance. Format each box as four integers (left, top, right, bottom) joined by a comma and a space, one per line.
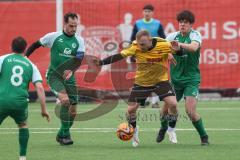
136, 30, 151, 41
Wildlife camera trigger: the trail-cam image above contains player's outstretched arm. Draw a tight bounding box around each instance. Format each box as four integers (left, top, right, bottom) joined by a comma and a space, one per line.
171, 40, 199, 53
93, 54, 125, 66
35, 82, 50, 122
179, 41, 200, 52
25, 41, 42, 57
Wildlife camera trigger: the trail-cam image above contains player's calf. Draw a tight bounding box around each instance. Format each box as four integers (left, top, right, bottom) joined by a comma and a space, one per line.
156, 128, 167, 143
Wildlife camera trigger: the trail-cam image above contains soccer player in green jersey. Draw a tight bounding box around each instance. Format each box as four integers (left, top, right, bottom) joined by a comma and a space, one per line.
25, 12, 85, 145
0, 37, 50, 160
165, 10, 209, 145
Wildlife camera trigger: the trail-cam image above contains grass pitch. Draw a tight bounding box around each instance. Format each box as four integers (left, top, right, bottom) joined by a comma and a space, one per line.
0, 100, 240, 160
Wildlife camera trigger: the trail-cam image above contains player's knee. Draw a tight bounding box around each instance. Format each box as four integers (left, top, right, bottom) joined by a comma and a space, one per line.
18, 122, 27, 128
60, 97, 70, 106
58, 92, 70, 106
70, 110, 77, 118
166, 100, 177, 110
127, 103, 139, 114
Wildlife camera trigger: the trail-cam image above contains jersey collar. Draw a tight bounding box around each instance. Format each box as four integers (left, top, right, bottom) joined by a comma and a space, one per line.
63, 30, 75, 38
143, 18, 153, 23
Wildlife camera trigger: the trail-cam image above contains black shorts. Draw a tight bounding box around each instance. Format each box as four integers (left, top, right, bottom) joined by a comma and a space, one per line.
128, 81, 175, 106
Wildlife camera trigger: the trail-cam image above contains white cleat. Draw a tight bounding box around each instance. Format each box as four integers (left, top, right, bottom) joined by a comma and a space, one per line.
132, 126, 140, 147
167, 127, 177, 144
19, 156, 26, 160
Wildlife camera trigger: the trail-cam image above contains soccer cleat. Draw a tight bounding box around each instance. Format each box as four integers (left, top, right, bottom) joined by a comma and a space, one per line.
201, 135, 209, 146
167, 128, 178, 144
19, 156, 26, 160
156, 128, 167, 143
56, 135, 74, 145
132, 126, 140, 147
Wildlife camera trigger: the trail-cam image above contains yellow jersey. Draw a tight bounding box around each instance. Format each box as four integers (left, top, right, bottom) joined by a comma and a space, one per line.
120, 38, 172, 87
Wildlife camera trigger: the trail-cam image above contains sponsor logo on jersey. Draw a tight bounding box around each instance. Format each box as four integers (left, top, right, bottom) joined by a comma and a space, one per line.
72, 43, 77, 48
58, 38, 63, 43
63, 48, 72, 55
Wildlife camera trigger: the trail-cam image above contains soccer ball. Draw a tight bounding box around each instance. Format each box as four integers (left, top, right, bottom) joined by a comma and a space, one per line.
116, 122, 134, 141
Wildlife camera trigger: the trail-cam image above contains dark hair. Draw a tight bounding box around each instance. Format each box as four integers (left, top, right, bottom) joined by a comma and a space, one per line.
143, 4, 154, 11
12, 36, 27, 53
136, 30, 151, 40
177, 10, 195, 24
64, 12, 78, 23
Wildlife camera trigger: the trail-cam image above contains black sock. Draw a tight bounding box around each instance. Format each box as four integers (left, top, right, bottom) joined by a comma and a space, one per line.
130, 121, 136, 128
169, 120, 177, 128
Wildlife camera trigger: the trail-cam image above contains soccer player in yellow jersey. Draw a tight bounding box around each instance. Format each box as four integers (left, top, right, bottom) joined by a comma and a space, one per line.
94, 30, 178, 147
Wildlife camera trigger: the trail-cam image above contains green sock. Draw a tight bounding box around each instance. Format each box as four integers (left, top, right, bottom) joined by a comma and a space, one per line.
19, 128, 29, 156
58, 105, 74, 137
160, 115, 168, 131
192, 118, 207, 137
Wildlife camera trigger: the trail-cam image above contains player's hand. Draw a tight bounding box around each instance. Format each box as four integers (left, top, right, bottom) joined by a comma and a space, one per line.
63, 70, 73, 80
168, 53, 177, 65
41, 111, 50, 122
171, 40, 180, 51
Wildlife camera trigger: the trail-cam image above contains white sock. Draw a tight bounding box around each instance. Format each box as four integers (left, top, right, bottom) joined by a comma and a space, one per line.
19, 156, 26, 160
168, 126, 175, 132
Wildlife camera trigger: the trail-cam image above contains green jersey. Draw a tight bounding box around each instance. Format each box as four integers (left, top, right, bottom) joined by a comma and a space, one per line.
166, 29, 202, 83
0, 53, 42, 103
39, 31, 85, 73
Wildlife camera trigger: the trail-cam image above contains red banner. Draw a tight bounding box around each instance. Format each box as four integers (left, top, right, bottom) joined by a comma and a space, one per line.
0, 0, 239, 90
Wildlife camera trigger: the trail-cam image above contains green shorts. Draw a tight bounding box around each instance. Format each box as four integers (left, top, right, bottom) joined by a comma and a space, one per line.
0, 100, 28, 125
46, 71, 78, 105
172, 81, 200, 102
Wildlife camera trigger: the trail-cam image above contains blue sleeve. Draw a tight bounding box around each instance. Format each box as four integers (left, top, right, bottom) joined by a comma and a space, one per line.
158, 24, 166, 38
76, 51, 85, 59
130, 24, 138, 42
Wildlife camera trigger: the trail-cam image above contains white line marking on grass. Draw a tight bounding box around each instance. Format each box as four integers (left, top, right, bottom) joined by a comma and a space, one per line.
28, 107, 240, 113
0, 128, 240, 134
0, 128, 115, 130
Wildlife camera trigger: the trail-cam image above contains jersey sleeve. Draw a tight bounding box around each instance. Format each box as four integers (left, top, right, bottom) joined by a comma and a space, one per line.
31, 63, 42, 84
120, 43, 137, 57
190, 31, 202, 46
166, 32, 178, 41
0, 54, 10, 73
39, 32, 61, 48
76, 36, 85, 59
162, 42, 173, 55
0, 56, 5, 73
